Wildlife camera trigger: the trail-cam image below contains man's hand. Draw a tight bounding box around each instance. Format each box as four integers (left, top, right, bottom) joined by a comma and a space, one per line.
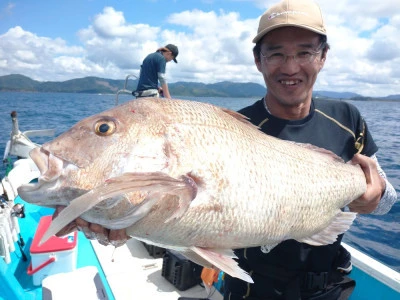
348, 154, 386, 214
157, 87, 164, 97
53, 205, 129, 247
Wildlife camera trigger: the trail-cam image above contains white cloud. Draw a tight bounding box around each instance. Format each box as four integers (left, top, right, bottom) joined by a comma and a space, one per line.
313, 1, 400, 96
0, 26, 88, 80
165, 9, 258, 83
0, 3, 399, 97
77, 7, 161, 72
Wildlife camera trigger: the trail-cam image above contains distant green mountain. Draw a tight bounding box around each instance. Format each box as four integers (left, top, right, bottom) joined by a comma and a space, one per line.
314, 90, 361, 99
0, 74, 39, 90
37, 77, 131, 94
0, 74, 399, 100
0, 74, 266, 98
171, 80, 266, 97
0, 74, 133, 94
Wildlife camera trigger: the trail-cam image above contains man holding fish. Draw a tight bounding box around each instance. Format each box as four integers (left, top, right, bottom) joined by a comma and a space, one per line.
223, 0, 397, 299
17, 0, 397, 299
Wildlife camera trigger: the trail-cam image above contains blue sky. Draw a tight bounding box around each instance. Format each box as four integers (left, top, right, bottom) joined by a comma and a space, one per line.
0, 1, 260, 43
0, 0, 264, 46
1, 0, 400, 97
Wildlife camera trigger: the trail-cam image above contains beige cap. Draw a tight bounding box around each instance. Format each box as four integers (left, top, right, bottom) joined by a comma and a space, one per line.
253, 0, 326, 43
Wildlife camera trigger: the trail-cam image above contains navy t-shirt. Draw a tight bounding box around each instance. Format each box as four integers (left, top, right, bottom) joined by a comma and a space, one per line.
239, 98, 377, 161
136, 51, 166, 91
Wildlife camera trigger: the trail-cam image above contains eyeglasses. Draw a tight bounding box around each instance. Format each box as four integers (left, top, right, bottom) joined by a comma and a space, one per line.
260, 44, 324, 66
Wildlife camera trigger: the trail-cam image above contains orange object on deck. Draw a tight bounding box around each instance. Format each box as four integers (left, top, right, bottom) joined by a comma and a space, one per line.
201, 267, 220, 287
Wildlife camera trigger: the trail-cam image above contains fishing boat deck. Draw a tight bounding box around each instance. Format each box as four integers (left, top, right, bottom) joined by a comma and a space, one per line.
92, 239, 223, 299
92, 239, 400, 300
1, 196, 223, 299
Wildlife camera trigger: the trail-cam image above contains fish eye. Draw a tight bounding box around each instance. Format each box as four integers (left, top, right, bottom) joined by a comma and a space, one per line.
94, 118, 117, 136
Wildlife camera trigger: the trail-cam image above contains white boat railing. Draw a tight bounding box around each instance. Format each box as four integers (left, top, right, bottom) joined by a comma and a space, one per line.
1, 111, 51, 264
343, 243, 400, 293
0, 159, 36, 264
115, 74, 138, 106
3, 111, 55, 160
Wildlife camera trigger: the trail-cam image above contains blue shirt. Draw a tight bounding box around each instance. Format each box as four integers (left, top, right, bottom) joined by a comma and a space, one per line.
136, 51, 166, 91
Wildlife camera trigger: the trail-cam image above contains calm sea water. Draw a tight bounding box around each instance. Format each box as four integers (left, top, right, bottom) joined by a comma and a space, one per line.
0, 92, 399, 272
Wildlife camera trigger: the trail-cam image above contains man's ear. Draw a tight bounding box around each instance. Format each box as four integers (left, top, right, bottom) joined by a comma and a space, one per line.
318, 49, 328, 71
323, 47, 329, 61
254, 54, 262, 72
321, 52, 327, 63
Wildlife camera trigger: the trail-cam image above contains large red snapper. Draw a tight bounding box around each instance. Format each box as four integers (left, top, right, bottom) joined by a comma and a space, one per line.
18, 98, 365, 283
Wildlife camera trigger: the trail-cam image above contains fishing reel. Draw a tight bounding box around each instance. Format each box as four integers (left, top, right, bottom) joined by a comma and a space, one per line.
11, 203, 25, 218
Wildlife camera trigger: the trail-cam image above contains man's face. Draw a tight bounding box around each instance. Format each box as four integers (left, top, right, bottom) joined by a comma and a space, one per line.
164, 51, 175, 63
255, 26, 327, 109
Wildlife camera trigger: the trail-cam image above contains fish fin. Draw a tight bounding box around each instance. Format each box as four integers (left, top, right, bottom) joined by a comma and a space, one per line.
191, 246, 253, 283
298, 211, 357, 246
164, 174, 198, 222
180, 249, 214, 268
106, 172, 197, 223
182, 248, 237, 266
289, 142, 344, 163
40, 172, 197, 245
221, 108, 260, 129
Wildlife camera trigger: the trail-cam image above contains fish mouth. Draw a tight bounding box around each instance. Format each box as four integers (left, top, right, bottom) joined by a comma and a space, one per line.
17, 147, 75, 204
31, 147, 65, 182
18, 147, 133, 227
